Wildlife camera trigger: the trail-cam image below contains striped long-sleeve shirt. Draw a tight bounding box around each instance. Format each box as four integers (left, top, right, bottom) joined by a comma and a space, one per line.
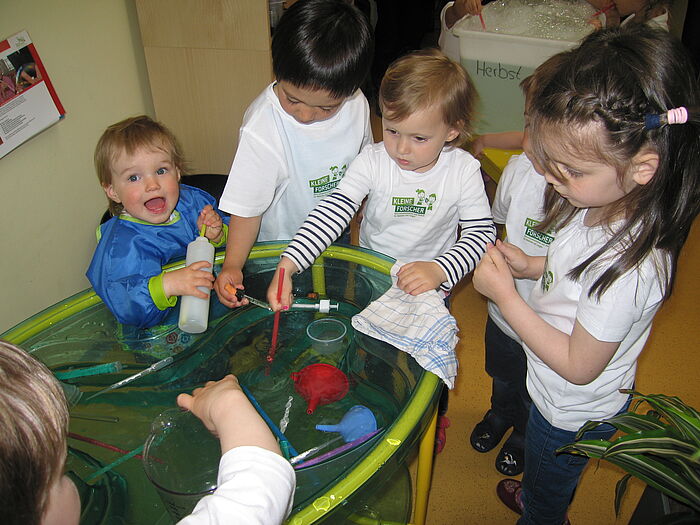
283, 143, 495, 291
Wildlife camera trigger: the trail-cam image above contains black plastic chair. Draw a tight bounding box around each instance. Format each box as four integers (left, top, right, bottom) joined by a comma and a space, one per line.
100, 174, 228, 224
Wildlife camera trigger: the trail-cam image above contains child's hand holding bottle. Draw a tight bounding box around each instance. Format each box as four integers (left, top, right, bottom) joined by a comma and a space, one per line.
163, 261, 215, 299
197, 205, 224, 244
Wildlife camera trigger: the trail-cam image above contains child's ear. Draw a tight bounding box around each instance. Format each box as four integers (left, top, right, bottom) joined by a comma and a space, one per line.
176, 167, 181, 182
631, 150, 659, 186
446, 127, 460, 143
103, 184, 121, 203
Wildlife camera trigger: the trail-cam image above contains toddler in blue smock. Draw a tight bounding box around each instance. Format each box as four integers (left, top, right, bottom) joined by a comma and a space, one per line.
87, 116, 229, 329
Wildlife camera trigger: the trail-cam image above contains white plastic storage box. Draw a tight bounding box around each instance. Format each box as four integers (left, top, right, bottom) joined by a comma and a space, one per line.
454, 25, 579, 134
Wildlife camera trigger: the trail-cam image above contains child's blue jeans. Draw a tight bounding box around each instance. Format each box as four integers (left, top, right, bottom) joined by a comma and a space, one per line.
518, 399, 629, 525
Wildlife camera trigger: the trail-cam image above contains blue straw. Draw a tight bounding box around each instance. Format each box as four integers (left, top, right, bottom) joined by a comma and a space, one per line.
241, 385, 299, 456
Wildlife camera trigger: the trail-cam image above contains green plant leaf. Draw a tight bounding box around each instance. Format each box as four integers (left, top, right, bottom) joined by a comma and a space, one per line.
575, 412, 666, 439
558, 440, 610, 458
604, 430, 700, 464
625, 391, 700, 447
614, 474, 632, 515
561, 442, 700, 511
562, 391, 700, 514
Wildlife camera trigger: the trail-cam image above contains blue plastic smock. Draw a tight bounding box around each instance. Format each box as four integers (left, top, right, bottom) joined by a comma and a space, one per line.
86, 185, 229, 328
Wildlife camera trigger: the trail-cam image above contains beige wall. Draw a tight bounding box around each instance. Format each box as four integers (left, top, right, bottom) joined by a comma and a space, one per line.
0, 1, 153, 333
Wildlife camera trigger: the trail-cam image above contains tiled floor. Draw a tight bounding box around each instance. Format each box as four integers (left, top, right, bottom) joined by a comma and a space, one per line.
422, 220, 700, 523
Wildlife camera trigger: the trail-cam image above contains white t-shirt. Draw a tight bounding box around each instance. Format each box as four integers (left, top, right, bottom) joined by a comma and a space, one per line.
178, 446, 295, 525
219, 82, 372, 241
338, 142, 491, 263
525, 212, 666, 431
487, 153, 552, 341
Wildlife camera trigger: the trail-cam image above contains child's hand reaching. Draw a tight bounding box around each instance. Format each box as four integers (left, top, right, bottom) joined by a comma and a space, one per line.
470, 135, 487, 158
396, 261, 446, 295
197, 205, 224, 243
493, 239, 545, 280
162, 262, 214, 299
177, 374, 281, 455
446, 0, 483, 28
473, 243, 517, 304
266, 257, 298, 311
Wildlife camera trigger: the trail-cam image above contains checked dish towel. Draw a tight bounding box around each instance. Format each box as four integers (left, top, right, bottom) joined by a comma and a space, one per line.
351, 261, 459, 388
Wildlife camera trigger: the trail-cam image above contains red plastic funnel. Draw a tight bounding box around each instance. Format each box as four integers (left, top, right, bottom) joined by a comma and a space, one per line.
291, 363, 349, 414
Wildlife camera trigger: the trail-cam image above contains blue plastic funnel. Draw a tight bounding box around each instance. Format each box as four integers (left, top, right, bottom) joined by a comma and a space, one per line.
315, 405, 377, 443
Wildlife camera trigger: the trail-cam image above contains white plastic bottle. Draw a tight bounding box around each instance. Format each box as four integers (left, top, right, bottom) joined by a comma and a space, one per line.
178, 235, 215, 334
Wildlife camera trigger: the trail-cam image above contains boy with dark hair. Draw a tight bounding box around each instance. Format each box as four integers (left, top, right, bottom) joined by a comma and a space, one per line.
214, 0, 374, 308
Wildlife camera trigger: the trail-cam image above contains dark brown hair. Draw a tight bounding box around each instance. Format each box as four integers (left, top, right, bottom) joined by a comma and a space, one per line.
530, 25, 700, 300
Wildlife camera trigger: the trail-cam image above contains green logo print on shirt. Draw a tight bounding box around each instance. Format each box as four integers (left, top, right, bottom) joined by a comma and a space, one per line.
524, 217, 554, 248
391, 188, 438, 217
309, 164, 347, 196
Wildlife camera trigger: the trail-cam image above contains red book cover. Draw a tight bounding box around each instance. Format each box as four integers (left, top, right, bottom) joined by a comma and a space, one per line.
0, 30, 65, 159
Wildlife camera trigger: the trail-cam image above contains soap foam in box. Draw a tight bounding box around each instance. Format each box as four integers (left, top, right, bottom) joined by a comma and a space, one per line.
454, 26, 579, 134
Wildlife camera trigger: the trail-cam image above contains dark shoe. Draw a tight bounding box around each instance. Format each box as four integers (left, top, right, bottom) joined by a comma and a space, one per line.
470, 410, 511, 453
496, 478, 572, 524
497, 478, 524, 515
496, 433, 525, 476
434, 415, 450, 454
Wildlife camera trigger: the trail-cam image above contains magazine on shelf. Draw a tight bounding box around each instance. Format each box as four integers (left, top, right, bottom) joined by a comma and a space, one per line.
0, 30, 65, 159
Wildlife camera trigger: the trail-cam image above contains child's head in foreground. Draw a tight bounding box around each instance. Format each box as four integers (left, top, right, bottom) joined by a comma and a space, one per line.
0, 340, 78, 525
530, 24, 699, 298
271, 0, 373, 124
95, 115, 186, 223
379, 48, 477, 173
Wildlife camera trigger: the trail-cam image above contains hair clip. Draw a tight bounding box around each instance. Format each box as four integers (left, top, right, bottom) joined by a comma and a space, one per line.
667, 107, 688, 125
645, 107, 688, 130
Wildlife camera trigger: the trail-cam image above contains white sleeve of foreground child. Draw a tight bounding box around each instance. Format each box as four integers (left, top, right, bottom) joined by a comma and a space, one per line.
178, 446, 296, 525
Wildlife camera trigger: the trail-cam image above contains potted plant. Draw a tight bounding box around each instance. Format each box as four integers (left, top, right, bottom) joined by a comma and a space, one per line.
558, 390, 699, 524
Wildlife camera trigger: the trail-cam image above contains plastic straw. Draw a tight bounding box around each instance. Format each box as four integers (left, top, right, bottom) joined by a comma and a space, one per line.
290, 435, 343, 465
69, 432, 146, 460
479, 12, 486, 30
200, 224, 206, 238
84, 444, 144, 483
71, 413, 120, 423
85, 356, 174, 400
279, 440, 291, 461
268, 267, 285, 362
55, 361, 123, 380
293, 428, 381, 469
241, 384, 298, 456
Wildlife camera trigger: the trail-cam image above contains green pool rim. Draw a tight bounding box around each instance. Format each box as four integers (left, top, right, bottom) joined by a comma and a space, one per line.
1, 243, 441, 524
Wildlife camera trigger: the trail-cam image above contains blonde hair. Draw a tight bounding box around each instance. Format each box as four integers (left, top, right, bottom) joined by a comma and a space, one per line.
379, 48, 477, 146
0, 340, 69, 525
94, 115, 186, 216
